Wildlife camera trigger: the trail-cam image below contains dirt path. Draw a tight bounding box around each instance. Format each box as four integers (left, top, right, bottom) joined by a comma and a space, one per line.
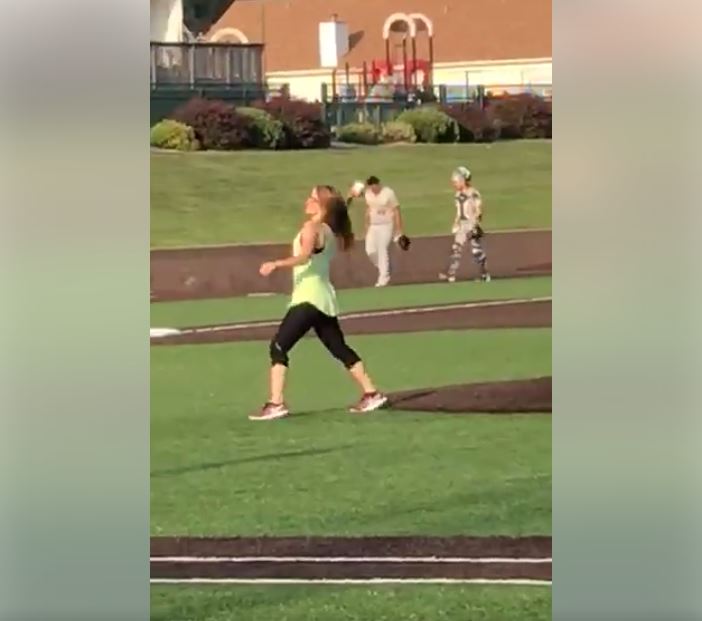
151, 230, 551, 301
150, 536, 551, 583
151, 298, 551, 346
388, 377, 552, 414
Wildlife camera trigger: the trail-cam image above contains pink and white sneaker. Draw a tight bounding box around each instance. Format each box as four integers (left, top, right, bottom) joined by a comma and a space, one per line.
349, 392, 388, 414
249, 402, 290, 421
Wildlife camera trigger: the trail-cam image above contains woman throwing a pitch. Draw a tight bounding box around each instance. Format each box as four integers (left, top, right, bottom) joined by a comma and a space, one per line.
251, 185, 388, 421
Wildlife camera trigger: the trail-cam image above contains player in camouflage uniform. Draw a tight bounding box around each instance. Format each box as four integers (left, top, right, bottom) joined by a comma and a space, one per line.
439, 166, 491, 283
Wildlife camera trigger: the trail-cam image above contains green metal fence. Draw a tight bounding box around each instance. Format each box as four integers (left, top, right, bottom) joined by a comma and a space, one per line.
320, 82, 488, 128
150, 84, 288, 125
150, 42, 273, 124
321, 102, 406, 128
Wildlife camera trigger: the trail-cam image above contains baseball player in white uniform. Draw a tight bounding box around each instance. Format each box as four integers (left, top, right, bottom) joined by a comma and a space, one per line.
439, 166, 491, 282
349, 176, 405, 287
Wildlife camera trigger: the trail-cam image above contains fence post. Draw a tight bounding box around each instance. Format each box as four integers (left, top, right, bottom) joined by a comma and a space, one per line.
438, 84, 447, 105
150, 45, 156, 86
226, 47, 232, 87
477, 85, 485, 109
188, 44, 195, 87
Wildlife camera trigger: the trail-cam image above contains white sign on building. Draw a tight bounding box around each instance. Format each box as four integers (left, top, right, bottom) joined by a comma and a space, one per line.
319, 16, 349, 68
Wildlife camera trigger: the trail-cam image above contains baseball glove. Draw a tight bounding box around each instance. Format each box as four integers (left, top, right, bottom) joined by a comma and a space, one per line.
397, 234, 411, 251
471, 225, 484, 240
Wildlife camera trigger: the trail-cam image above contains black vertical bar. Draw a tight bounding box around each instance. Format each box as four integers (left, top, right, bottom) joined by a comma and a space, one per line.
411, 37, 417, 88
428, 37, 434, 86
402, 38, 408, 92
362, 60, 368, 97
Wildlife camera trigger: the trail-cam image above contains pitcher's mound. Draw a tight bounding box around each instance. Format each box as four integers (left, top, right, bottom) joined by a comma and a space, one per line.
388, 377, 551, 414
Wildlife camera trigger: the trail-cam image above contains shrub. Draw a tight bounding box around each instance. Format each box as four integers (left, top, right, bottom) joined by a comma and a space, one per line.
380, 120, 416, 143
414, 88, 438, 104
396, 106, 458, 143
237, 107, 285, 149
336, 122, 381, 145
521, 96, 552, 139
170, 98, 255, 150
255, 97, 331, 149
443, 104, 500, 143
488, 94, 552, 139
150, 119, 199, 151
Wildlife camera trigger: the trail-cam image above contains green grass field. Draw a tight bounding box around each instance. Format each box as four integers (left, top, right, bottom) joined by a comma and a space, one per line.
151, 585, 552, 621
151, 140, 552, 619
151, 276, 551, 327
151, 328, 551, 535
151, 141, 551, 247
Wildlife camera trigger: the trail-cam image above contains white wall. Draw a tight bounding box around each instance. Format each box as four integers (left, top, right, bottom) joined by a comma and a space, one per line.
267, 71, 332, 102
266, 59, 552, 102
433, 60, 552, 88
150, 0, 183, 43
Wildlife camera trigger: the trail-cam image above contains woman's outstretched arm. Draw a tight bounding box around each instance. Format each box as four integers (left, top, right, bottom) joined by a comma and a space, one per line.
260, 221, 319, 276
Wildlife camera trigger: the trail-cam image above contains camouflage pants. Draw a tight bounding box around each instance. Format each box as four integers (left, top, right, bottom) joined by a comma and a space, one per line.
445, 221, 487, 278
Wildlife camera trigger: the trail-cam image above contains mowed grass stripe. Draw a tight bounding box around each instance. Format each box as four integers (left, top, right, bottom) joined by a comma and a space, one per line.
151, 142, 551, 247
151, 276, 552, 328
150, 584, 552, 621
151, 329, 551, 536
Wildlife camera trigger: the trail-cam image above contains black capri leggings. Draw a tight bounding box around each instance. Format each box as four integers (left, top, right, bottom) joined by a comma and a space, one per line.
269, 303, 361, 369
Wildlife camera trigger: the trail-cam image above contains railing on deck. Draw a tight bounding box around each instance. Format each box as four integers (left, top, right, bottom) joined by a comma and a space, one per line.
322, 81, 552, 105
150, 42, 264, 87
321, 81, 552, 128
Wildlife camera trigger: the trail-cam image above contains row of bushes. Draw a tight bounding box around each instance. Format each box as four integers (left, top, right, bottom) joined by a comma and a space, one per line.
335, 95, 552, 145
150, 97, 331, 151
335, 120, 417, 145
447, 94, 552, 142
151, 93, 552, 151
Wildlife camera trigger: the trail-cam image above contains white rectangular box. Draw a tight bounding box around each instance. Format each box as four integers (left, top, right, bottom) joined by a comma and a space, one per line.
319, 19, 349, 68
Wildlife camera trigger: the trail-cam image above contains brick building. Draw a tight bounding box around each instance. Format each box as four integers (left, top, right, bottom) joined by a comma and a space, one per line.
205, 0, 551, 101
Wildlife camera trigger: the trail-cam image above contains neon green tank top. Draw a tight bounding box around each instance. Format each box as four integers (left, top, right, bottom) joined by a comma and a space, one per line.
289, 223, 339, 317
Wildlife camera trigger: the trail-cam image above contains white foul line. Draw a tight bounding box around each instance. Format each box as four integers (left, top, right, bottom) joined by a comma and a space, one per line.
150, 327, 182, 337
151, 578, 552, 586
154, 296, 552, 337
151, 556, 551, 564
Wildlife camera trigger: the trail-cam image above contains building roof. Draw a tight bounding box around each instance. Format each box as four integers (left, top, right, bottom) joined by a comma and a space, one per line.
208, 0, 551, 72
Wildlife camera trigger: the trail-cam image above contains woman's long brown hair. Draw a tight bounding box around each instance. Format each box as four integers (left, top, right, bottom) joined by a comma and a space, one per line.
315, 185, 355, 251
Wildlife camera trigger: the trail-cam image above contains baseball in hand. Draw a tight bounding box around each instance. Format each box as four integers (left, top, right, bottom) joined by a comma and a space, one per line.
350, 181, 365, 197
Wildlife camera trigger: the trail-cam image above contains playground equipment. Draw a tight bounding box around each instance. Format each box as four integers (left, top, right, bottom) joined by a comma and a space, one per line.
328, 12, 435, 101
330, 57, 432, 101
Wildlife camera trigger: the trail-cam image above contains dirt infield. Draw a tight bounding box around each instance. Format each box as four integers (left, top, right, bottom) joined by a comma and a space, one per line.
151, 298, 551, 346
151, 230, 551, 301
150, 536, 552, 583
388, 377, 552, 414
